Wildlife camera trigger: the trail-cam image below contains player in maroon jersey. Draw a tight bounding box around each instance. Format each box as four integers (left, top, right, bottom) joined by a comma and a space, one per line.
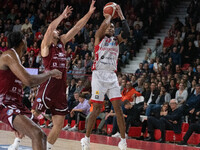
30, 1, 96, 150
0, 31, 62, 150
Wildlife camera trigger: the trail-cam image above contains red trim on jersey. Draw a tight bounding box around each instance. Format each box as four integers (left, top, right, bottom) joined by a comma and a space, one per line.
110, 97, 122, 101
91, 99, 104, 104
92, 38, 104, 71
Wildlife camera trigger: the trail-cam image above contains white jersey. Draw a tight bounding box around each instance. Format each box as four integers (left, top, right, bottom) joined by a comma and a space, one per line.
92, 36, 119, 71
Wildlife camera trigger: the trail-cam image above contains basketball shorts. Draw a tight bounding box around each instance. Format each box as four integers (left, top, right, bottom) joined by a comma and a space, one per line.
91, 70, 122, 104
0, 104, 34, 130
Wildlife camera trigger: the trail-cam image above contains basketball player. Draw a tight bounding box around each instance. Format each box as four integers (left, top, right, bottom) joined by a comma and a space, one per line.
28, 1, 96, 150
81, 5, 130, 150
0, 31, 62, 150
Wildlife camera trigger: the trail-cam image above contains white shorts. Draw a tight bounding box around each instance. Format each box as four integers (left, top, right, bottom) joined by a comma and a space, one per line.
91, 70, 121, 104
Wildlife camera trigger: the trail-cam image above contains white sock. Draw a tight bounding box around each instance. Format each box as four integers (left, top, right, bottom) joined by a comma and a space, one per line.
85, 136, 90, 142
121, 138, 126, 143
13, 138, 21, 147
47, 142, 53, 150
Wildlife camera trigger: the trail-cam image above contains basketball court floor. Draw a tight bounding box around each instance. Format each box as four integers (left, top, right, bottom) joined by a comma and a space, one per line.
0, 123, 198, 150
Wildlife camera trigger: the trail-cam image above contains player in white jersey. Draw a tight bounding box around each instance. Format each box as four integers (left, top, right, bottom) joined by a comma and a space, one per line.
81, 5, 130, 150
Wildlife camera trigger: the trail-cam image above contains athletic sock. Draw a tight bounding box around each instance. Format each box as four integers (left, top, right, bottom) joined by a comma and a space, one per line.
85, 136, 90, 142
121, 138, 126, 143
47, 141, 53, 150
13, 138, 21, 147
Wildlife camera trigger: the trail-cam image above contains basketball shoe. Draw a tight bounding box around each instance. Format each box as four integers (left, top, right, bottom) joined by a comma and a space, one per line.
81, 137, 90, 150
118, 138, 127, 150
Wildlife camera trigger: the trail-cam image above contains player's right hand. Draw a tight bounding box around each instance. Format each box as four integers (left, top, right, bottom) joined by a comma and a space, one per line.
50, 69, 62, 79
88, 0, 96, 14
103, 13, 112, 19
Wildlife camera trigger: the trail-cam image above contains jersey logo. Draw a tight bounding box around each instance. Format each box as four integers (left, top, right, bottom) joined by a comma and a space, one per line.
58, 44, 62, 48
37, 98, 42, 103
95, 95, 99, 99
6, 109, 13, 116
58, 52, 64, 57
95, 91, 99, 95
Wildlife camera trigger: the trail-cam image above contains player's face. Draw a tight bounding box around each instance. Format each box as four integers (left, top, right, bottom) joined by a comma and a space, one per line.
105, 23, 115, 37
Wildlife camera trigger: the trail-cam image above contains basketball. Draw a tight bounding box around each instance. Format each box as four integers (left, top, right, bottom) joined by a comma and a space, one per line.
103, 2, 118, 19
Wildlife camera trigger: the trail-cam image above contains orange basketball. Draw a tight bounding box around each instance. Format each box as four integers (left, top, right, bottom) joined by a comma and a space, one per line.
103, 2, 118, 19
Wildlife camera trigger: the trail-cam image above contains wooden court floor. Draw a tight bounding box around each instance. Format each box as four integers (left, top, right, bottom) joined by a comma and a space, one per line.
0, 130, 137, 150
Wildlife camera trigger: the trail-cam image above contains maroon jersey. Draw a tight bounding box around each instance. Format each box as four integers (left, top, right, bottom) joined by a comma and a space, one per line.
0, 69, 23, 106
33, 41, 68, 115
0, 69, 32, 129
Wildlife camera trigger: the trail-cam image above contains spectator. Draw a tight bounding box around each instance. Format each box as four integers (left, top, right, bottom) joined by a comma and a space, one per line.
12, 19, 22, 32
21, 18, 32, 33
121, 81, 142, 102
134, 78, 144, 93
87, 37, 94, 52
66, 79, 77, 110
72, 60, 86, 80
63, 94, 90, 131
135, 63, 144, 77
84, 53, 93, 74
144, 48, 155, 63
170, 47, 181, 65
146, 86, 171, 116
123, 100, 142, 135
69, 38, 78, 52
175, 83, 188, 107
75, 79, 84, 94
168, 78, 177, 99
159, 47, 169, 64
163, 32, 174, 48
0, 41, 8, 52
146, 99, 182, 143
143, 82, 159, 106
153, 38, 162, 56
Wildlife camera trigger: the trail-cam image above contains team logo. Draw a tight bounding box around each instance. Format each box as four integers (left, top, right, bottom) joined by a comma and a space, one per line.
15, 109, 21, 113
58, 44, 62, 48
0, 145, 32, 150
6, 109, 13, 116
58, 52, 64, 57
101, 56, 104, 59
95, 95, 99, 99
37, 98, 42, 103
95, 91, 99, 95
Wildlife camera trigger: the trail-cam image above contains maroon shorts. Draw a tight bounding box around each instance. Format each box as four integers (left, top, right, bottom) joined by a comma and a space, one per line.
0, 104, 36, 130
32, 79, 68, 116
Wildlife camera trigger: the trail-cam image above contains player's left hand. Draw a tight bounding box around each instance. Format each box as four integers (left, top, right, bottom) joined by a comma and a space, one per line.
88, 0, 96, 14
62, 6, 73, 19
116, 5, 125, 20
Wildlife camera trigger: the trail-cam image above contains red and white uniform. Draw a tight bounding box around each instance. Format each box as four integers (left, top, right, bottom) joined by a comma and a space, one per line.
92, 36, 119, 71
33, 41, 68, 115
91, 36, 121, 103
0, 67, 32, 130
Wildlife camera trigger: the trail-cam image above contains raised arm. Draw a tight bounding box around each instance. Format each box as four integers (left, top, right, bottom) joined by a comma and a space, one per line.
116, 5, 130, 43
60, 0, 96, 45
41, 6, 73, 57
2, 50, 62, 87
94, 14, 112, 46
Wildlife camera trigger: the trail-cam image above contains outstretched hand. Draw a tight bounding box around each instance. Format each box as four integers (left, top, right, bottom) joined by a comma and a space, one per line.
89, 0, 96, 14
62, 6, 73, 19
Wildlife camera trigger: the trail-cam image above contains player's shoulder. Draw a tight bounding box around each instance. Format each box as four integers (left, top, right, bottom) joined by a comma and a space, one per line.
1, 49, 17, 60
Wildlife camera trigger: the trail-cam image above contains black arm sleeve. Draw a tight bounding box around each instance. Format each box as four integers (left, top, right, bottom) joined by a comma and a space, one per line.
121, 19, 130, 39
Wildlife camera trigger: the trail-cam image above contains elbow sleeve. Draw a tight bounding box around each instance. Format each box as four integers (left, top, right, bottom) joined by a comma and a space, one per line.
121, 19, 130, 39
